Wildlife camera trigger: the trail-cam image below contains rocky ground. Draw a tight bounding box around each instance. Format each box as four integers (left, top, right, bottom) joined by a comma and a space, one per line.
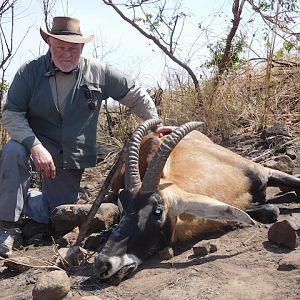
0, 120, 300, 300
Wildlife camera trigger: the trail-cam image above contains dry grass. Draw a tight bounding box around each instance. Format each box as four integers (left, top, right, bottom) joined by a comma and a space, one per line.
159, 59, 300, 140
1, 58, 299, 148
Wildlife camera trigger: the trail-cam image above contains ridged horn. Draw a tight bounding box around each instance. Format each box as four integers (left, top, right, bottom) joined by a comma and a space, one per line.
125, 118, 163, 194
140, 121, 204, 193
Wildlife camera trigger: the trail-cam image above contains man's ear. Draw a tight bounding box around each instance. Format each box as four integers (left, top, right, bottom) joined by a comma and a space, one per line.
47, 37, 52, 47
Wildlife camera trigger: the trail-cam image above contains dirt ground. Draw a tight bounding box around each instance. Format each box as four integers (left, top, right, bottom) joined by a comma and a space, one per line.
0, 123, 300, 300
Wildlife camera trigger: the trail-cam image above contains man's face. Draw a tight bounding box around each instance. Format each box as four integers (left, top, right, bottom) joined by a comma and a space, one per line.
48, 37, 83, 72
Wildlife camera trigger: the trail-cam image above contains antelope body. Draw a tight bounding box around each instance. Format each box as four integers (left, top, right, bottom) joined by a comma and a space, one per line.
94, 119, 300, 283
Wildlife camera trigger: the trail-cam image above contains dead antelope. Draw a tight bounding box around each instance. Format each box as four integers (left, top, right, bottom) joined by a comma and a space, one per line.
94, 119, 300, 283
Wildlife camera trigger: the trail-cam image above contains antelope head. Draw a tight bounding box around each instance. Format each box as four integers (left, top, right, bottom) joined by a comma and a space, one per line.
93, 119, 254, 284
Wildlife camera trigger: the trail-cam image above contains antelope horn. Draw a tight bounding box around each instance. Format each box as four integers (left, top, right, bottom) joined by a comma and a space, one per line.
141, 121, 204, 193
125, 118, 163, 194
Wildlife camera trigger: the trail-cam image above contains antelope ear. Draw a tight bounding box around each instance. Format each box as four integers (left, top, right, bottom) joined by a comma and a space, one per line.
172, 190, 256, 225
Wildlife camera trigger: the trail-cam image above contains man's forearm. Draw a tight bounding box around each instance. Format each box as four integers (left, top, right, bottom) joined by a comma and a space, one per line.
118, 85, 159, 120
2, 110, 41, 150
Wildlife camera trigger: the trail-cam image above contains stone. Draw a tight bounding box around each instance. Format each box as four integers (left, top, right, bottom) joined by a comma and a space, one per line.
208, 239, 220, 253
50, 203, 119, 235
260, 123, 291, 140
4, 256, 31, 273
32, 270, 70, 300
56, 246, 88, 267
278, 250, 300, 271
268, 214, 300, 249
286, 148, 297, 160
192, 239, 220, 256
57, 226, 80, 247
158, 247, 174, 260
264, 155, 294, 174
192, 241, 211, 256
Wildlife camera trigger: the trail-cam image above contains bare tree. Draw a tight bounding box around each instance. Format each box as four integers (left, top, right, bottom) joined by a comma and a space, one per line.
41, 0, 58, 30
0, 0, 16, 112
217, 0, 245, 80
246, 0, 300, 43
102, 0, 200, 90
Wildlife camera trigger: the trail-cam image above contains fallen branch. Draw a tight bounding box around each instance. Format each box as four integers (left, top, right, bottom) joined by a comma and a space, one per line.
251, 136, 300, 163
75, 145, 126, 246
0, 256, 62, 270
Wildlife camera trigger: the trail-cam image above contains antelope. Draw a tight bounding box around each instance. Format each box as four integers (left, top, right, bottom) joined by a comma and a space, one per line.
94, 119, 300, 283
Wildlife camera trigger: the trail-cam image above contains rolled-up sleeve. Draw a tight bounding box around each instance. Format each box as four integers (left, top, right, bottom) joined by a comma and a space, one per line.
103, 65, 159, 121
2, 66, 41, 150
2, 110, 41, 150
118, 85, 158, 120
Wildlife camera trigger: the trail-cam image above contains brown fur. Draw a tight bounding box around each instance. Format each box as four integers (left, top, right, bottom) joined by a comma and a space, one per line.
112, 129, 285, 243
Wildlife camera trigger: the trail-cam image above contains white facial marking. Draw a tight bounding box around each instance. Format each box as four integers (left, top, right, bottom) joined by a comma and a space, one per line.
138, 204, 153, 231
102, 254, 142, 279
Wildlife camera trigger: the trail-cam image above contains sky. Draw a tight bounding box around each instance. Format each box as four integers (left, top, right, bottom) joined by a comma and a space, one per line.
3, 0, 293, 88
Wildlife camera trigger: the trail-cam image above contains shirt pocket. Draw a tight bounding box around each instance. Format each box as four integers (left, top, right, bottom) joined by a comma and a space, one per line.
81, 84, 104, 111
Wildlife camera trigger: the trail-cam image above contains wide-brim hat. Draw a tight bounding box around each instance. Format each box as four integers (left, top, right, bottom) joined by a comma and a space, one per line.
40, 16, 94, 44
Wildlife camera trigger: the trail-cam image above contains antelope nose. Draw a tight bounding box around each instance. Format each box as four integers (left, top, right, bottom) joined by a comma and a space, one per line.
93, 254, 112, 278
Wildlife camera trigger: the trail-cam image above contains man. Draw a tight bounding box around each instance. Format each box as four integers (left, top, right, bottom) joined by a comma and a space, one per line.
0, 16, 159, 257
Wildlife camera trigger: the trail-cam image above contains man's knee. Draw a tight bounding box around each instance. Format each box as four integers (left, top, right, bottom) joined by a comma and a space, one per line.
1, 140, 29, 162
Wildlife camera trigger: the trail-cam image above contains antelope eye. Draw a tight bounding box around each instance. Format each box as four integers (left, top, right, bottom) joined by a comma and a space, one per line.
153, 207, 163, 217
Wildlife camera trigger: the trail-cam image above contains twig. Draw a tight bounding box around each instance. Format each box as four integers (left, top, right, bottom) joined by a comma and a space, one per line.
242, 232, 257, 246
51, 236, 71, 269
75, 145, 126, 246
0, 256, 62, 270
12, 246, 59, 268
251, 136, 300, 162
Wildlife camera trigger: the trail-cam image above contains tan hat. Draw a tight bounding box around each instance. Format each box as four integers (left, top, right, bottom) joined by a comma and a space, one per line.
40, 16, 94, 44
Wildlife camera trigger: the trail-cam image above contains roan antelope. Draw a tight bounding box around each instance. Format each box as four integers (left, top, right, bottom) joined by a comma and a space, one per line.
93, 119, 300, 283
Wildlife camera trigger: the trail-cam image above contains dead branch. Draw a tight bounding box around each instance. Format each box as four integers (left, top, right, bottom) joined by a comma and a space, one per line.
217, 0, 245, 79
102, 0, 200, 90
75, 145, 126, 246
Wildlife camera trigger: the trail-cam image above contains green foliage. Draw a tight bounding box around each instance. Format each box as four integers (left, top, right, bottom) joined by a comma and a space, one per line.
275, 38, 300, 57
258, 0, 299, 13
202, 35, 248, 72
0, 80, 9, 94
257, 0, 299, 25
134, 13, 161, 32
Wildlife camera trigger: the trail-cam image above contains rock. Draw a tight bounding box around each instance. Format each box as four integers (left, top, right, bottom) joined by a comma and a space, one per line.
56, 246, 88, 267
268, 214, 300, 249
57, 226, 80, 247
50, 203, 119, 235
286, 148, 297, 160
192, 239, 220, 256
4, 256, 31, 272
260, 123, 291, 140
158, 247, 174, 260
208, 239, 220, 253
278, 250, 300, 271
264, 155, 294, 174
96, 142, 118, 163
193, 241, 211, 256
32, 270, 70, 300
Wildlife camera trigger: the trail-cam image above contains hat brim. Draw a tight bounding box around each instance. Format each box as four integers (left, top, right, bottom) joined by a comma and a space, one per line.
40, 28, 94, 44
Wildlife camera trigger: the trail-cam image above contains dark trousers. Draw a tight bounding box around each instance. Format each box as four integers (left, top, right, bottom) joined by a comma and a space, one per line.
0, 140, 84, 224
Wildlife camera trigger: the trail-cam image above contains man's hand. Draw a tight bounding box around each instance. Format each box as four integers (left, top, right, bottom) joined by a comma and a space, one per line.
30, 144, 56, 179
155, 126, 177, 137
